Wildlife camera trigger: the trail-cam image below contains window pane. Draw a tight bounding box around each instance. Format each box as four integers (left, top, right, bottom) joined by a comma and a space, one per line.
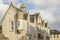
54, 35, 55, 38
11, 21, 13, 31
57, 35, 59, 38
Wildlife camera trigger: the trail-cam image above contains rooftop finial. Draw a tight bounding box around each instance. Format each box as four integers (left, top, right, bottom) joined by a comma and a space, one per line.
20, 3, 26, 8
20, 3, 26, 12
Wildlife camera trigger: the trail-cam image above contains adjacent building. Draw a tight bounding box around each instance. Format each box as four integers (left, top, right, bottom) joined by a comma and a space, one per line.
50, 30, 60, 40
1, 2, 50, 40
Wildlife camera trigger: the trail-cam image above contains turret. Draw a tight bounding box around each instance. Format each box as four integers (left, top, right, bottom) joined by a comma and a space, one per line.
20, 4, 26, 13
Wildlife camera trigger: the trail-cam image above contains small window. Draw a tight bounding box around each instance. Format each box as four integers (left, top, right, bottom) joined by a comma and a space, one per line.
57, 35, 59, 38
18, 21, 20, 26
11, 21, 13, 31
27, 36, 31, 40
54, 35, 55, 38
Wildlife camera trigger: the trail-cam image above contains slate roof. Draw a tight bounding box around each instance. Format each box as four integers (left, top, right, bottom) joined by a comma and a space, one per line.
50, 30, 60, 35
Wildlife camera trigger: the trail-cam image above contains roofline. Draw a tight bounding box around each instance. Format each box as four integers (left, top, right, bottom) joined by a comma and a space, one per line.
1, 3, 17, 23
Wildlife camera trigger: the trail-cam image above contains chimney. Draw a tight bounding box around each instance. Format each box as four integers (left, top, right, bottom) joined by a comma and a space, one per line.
20, 4, 26, 13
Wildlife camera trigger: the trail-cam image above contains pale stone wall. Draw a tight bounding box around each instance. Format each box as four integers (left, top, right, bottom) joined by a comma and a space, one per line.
17, 19, 38, 40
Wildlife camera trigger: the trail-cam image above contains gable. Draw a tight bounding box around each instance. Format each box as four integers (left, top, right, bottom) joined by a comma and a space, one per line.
1, 3, 17, 23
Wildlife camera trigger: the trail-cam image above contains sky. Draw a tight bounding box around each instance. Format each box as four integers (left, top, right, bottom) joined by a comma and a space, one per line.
0, 0, 60, 30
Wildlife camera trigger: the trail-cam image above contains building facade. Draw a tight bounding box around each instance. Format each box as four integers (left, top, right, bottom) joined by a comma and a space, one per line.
2, 3, 50, 40
50, 30, 60, 40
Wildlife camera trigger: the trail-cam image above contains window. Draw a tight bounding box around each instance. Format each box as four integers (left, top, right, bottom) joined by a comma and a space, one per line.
11, 21, 13, 31
57, 35, 59, 38
54, 35, 55, 38
18, 21, 20, 26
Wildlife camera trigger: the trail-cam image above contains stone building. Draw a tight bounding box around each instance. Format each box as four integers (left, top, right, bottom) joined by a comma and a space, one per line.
50, 30, 60, 40
1, 2, 50, 40
0, 26, 8, 40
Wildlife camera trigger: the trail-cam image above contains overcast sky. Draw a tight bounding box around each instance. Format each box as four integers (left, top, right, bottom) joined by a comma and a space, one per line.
0, 0, 60, 30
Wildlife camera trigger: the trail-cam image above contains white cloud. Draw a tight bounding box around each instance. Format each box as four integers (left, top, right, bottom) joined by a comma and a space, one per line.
47, 0, 60, 5
7, 0, 20, 4
0, 3, 9, 15
27, 0, 45, 5
0, 0, 9, 24
26, 0, 60, 7
0, 0, 2, 3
